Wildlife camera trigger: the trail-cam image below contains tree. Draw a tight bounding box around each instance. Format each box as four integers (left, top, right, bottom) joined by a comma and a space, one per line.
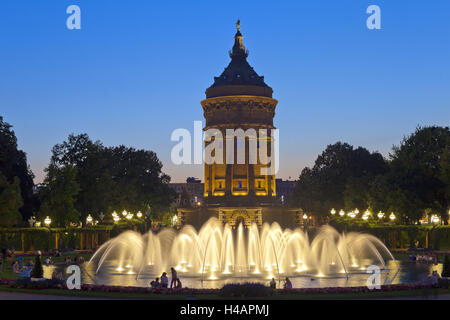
0, 116, 34, 220
39, 164, 80, 227
291, 142, 387, 218
0, 173, 23, 226
47, 134, 176, 222
390, 126, 450, 224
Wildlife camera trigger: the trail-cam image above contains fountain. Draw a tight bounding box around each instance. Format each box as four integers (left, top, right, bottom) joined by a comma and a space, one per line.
88, 218, 395, 284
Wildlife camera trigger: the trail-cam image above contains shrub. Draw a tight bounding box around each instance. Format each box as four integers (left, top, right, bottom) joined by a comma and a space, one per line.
30, 255, 43, 278
219, 282, 273, 297
442, 255, 450, 278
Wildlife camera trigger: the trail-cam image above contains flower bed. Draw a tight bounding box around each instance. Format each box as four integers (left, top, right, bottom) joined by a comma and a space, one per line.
0, 277, 446, 297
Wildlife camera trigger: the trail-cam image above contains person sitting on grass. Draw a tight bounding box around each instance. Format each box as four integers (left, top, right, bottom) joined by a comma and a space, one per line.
160, 272, 169, 288
12, 261, 20, 273
44, 257, 53, 266
150, 277, 161, 288
283, 277, 292, 289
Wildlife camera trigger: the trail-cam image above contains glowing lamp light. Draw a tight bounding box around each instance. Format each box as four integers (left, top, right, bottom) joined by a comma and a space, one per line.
364, 210, 370, 217
377, 211, 385, 219
122, 210, 127, 217
112, 211, 118, 217
348, 211, 356, 219
389, 212, 396, 221
44, 216, 52, 227
339, 210, 345, 217
126, 213, 133, 220
303, 214, 308, 220
136, 211, 143, 219
362, 215, 369, 221
86, 214, 93, 224
431, 215, 440, 224
330, 208, 336, 215
354, 208, 359, 215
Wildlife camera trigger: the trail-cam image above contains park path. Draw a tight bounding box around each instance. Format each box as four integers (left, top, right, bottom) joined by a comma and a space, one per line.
0, 291, 108, 300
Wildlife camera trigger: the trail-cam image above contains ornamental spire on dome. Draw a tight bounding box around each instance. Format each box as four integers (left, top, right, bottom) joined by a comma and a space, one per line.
230, 19, 248, 58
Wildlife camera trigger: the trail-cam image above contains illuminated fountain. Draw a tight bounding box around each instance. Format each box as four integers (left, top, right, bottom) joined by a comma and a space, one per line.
89, 218, 394, 282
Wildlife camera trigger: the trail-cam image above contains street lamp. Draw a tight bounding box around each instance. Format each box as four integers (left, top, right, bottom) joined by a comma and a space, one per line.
354, 208, 359, 215
303, 214, 308, 220
389, 212, 396, 221
28, 216, 36, 227
126, 213, 133, 220
86, 214, 93, 225
122, 210, 127, 217
113, 215, 120, 223
377, 211, 385, 219
44, 216, 52, 227
348, 211, 356, 219
330, 208, 336, 216
431, 215, 440, 225
136, 211, 143, 218
339, 210, 345, 217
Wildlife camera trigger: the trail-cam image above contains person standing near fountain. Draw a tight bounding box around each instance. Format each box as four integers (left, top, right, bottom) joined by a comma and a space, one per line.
270, 278, 276, 289
170, 267, 178, 289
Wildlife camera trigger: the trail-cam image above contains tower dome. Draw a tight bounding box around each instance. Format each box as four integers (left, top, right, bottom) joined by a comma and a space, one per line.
206, 20, 273, 98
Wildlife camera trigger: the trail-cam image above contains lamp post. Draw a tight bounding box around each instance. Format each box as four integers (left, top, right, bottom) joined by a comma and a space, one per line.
44, 216, 52, 228
431, 215, 440, 225
389, 212, 396, 222
28, 216, 36, 227
303, 214, 308, 230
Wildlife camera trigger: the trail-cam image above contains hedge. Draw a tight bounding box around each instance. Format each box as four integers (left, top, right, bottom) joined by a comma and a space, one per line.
329, 218, 450, 250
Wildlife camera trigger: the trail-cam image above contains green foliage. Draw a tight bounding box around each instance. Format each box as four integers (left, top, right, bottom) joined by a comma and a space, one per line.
0, 174, 23, 226
442, 255, 450, 278
389, 126, 450, 223
39, 164, 80, 227
0, 116, 35, 220
30, 255, 43, 278
291, 142, 387, 217
291, 126, 450, 225
48, 134, 176, 222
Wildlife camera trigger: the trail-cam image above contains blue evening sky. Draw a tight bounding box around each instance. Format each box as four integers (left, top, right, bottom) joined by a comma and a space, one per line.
0, 0, 449, 183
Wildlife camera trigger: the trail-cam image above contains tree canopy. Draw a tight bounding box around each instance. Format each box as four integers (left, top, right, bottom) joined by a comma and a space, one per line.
291, 126, 450, 224
0, 116, 34, 220
39, 133, 176, 225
